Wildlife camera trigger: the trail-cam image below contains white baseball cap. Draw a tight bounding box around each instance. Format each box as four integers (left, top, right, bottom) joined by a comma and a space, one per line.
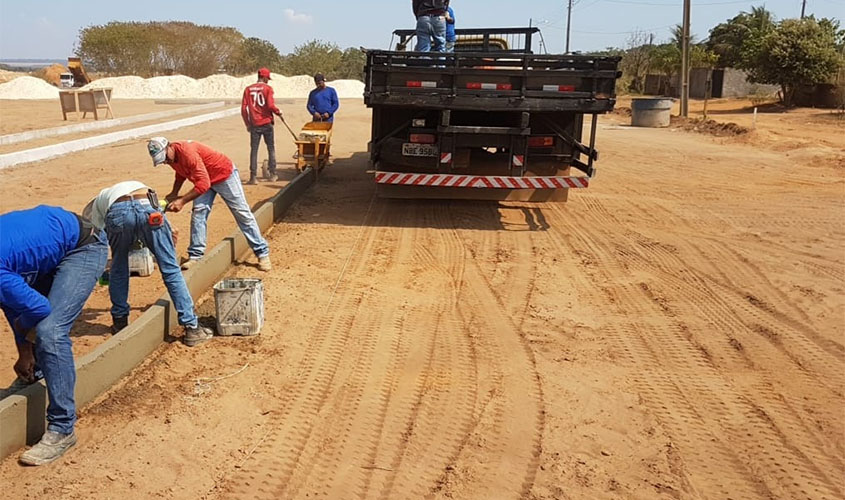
147, 137, 169, 166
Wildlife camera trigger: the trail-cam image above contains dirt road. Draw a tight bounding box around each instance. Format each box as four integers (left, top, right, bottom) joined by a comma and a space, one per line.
1, 100, 843, 499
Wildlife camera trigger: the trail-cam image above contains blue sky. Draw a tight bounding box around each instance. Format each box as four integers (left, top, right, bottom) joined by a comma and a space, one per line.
0, 0, 841, 59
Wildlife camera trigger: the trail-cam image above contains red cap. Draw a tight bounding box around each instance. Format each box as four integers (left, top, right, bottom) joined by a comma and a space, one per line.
258, 68, 271, 80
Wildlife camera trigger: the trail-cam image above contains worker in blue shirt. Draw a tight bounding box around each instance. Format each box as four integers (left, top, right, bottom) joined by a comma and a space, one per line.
0, 205, 108, 466
307, 73, 340, 122
445, 5, 457, 52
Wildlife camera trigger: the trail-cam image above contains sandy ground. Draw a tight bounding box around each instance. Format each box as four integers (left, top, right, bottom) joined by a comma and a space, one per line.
1, 99, 843, 499
0, 99, 265, 155
0, 98, 330, 385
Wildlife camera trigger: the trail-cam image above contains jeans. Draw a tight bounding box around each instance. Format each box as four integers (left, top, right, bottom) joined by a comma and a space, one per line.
188, 167, 270, 260
29, 232, 107, 434
249, 124, 276, 177
105, 199, 198, 328
415, 15, 447, 53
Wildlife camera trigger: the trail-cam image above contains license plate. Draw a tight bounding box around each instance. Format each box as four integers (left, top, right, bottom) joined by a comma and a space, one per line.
402, 143, 438, 157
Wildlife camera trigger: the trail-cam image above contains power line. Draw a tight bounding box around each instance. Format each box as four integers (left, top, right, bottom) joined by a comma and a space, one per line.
601, 0, 757, 5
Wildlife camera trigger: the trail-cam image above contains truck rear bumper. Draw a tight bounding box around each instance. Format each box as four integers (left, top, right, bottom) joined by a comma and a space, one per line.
375, 172, 589, 189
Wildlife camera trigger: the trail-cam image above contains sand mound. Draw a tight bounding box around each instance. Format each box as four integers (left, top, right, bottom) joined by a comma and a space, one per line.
0, 76, 59, 99
81, 72, 364, 99
0, 69, 26, 84
670, 116, 749, 137
32, 64, 68, 87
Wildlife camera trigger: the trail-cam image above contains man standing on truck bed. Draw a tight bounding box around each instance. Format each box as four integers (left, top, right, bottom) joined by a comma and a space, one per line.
413, 0, 449, 52
146, 136, 272, 272
307, 73, 339, 122
445, 4, 457, 52
241, 67, 283, 185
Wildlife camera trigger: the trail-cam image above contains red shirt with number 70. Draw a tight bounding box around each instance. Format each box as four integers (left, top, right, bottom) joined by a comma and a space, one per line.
241, 82, 280, 128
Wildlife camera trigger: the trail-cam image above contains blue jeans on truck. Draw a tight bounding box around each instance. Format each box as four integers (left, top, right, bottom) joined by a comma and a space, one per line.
188, 167, 270, 261
2, 232, 108, 434
415, 15, 447, 53
105, 198, 198, 328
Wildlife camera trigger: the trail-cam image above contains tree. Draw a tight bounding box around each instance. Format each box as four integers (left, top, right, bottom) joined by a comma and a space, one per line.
335, 48, 367, 80
749, 18, 842, 105
282, 40, 344, 79
235, 37, 284, 74
707, 6, 775, 68
620, 31, 655, 93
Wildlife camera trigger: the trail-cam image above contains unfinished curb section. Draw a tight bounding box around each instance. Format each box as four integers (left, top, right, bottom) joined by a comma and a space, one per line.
0, 107, 240, 170
0, 168, 316, 461
0, 102, 226, 146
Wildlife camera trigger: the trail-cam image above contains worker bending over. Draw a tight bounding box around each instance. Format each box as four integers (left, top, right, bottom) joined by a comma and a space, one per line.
84, 181, 213, 346
146, 137, 271, 272
0, 205, 108, 465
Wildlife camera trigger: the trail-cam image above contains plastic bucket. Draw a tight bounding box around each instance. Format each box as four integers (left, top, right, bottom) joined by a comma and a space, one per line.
213, 278, 264, 336
631, 98, 674, 128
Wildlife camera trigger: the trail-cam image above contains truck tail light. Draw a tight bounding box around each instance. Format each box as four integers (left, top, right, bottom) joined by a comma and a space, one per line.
528, 136, 554, 147
410, 134, 436, 144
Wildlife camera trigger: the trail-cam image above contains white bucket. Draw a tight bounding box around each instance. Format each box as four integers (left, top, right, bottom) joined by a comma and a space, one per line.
213, 278, 264, 336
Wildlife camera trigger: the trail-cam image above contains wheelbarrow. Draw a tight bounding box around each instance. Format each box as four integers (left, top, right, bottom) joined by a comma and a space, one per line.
291, 121, 332, 172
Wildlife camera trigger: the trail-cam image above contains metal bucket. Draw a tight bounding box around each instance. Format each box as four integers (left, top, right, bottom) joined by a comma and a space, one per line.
214, 278, 264, 336
631, 98, 674, 128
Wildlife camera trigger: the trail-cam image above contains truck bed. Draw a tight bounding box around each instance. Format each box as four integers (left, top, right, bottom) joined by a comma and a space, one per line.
364, 51, 621, 113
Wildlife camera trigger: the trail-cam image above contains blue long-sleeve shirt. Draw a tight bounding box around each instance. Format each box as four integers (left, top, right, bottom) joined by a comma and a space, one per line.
307, 86, 340, 122
0, 205, 79, 343
446, 7, 456, 42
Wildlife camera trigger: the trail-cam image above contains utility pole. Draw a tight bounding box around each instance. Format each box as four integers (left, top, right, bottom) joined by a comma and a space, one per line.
565, 0, 573, 53
801, 0, 806, 19
681, 0, 691, 117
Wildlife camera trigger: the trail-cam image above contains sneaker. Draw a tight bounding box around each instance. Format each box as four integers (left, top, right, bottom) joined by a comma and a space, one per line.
181, 258, 199, 271
258, 256, 272, 272
183, 326, 213, 347
19, 431, 77, 466
244, 176, 258, 186
0, 377, 35, 400
265, 172, 278, 182
111, 316, 128, 335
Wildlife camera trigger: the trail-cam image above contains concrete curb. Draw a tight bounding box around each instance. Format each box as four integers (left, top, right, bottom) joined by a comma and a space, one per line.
0, 102, 226, 147
0, 167, 316, 461
0, 107, 240, 170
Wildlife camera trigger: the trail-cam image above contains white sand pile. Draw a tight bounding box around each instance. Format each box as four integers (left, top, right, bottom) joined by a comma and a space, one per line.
0, 76, 59, 99
82, 72, 363, 99
0, 72, 365, 100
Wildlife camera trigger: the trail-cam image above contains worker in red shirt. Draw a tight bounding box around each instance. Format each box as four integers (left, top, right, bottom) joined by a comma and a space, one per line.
147, 137, 271, 272
241, 67, 283, 185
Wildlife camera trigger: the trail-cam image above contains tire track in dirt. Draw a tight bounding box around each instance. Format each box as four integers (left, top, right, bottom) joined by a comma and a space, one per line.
543, 201, 844, 499
422, 203, 544, 500
215, 205, 403, 499
570, 197, 845, 489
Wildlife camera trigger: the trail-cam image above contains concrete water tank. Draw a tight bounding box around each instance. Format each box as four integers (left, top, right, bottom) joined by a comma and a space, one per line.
631, 98, 674, 127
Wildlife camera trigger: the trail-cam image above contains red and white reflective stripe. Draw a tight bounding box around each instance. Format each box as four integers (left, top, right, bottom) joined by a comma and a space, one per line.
407, 81, 437, 88
440, 152, 452, 164
512, 155, 525, 167
542, 84, 576, 92
374, 172, 589, 189
467, 82, 513, 90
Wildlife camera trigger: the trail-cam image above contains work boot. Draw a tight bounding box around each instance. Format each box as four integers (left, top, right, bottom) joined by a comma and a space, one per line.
19, 431, 77, 466
181, 258, 199, 271
258, 256, 272, 272
0, 377, 35, 400
183, 326, 213, 347
244, 176, 258, 186
111, 316, 128, 335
